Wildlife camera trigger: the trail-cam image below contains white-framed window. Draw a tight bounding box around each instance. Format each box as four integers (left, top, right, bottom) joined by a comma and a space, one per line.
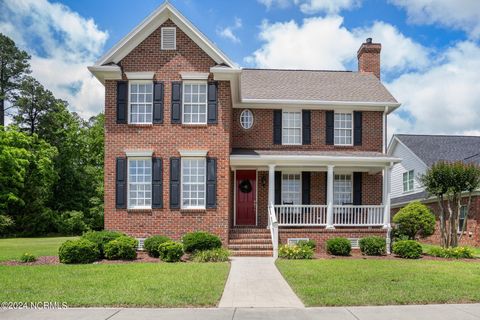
403, 170, 414, 193
334, 113, 353, 145
128, 158, 152, 209
459, 206, 468, 232
183, 82, 207, 124
282, 111, 302, 145
240, 109, 254, 129
281, 173, 301, 205
129, 81, 153, 124
161, 27, 176, 50
334, 174, 352, 205
181, 158, 206, 209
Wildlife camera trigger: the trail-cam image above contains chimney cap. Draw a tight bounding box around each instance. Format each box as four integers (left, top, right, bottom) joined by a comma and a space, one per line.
366, 37, 372, 44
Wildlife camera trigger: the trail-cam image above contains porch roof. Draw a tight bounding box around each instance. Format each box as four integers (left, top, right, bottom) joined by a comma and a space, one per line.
230, 149, 400, 168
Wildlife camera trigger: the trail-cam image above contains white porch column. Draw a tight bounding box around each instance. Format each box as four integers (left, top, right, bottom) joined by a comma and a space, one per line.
268, 164, 276, 206
382, 165, 392, 229
326, 165, 335, 229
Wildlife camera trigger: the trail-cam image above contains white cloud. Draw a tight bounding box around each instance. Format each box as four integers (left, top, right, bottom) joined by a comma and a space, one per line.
297, 0, 361, 14
0, 0, 108, 119
245, 16, 429, 74
217, 17, 242, 43
387, 41, 480, 137
257, 0, 291, 9
390, 0, 480, 39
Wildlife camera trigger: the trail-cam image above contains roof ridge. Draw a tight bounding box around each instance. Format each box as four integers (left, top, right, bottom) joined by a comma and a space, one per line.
396, 133, 480, 138
242, 68, 354, 73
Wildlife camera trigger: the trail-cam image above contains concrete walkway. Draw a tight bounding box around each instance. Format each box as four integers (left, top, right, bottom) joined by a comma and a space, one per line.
2, 304, 480, 320
218, 257, 304, 308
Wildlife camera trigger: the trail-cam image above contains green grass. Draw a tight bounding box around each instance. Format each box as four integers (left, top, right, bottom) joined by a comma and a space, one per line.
0, 262, 229, 307
277, 259, 480, 306
421, 243, 480, 257
0, 237, 77, 261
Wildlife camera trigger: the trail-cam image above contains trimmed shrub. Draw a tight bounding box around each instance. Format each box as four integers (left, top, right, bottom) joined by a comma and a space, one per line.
104, 236, 138, 260
428, 246, 474, 259
393, 201, 435, 240
392, 240, 423, 259
81, 230, 125, 257
19, 253, 37, 263
359, 236, 386, 256
58, 239, 100, 264
326, 237, 351, 256
57, 211, 89, 235
297, 239, 316, 250
182, 231, 222, 253
144, 235, 171, 257
158, 241, 184, 262
279, 244, 314, 259
192, 248, 230, 262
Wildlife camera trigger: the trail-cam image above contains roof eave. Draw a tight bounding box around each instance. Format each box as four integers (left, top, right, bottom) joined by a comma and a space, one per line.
87, 65, 122, 85
240, 98, 400, 109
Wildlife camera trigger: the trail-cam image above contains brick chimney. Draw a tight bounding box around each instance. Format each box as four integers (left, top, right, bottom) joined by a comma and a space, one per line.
357, 38, 381, 79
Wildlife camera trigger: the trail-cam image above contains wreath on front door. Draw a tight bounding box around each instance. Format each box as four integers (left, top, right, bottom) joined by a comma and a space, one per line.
239, 179, 252, 193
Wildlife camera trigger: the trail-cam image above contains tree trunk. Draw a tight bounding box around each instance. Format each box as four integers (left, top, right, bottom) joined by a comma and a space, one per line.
437, 195, 447, 248
459, 192, 473, 243
0, 98, 4, 127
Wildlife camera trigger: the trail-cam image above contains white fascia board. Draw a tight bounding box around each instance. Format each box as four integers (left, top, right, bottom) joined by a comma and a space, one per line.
125, 72, 155, 80
240, 98, 400, 109
125, 150, 154, 157
180, 72, 209, 80
179, 149, 208, 157
87, 65, 122, 84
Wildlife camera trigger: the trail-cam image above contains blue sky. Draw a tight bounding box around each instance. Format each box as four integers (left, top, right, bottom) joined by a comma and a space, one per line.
1, 0, 480, 137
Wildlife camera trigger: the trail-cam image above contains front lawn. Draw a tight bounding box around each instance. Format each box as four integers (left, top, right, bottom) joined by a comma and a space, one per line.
421, 243, 480, 257
277, 259, 480, 306
0, 237, 77, 261
0, 262, 229, 307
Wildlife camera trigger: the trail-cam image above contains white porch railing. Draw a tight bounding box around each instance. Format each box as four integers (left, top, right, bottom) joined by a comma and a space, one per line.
274, 204, 384, 227
268, 203, 279, 258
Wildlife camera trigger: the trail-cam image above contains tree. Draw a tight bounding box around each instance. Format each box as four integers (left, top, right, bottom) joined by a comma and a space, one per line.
0, 34, 31, 126
420, 161, 480, 248
392, 201, 435, 240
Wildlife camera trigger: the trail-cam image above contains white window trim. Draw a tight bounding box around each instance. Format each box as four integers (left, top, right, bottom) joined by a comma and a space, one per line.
240, 109, 254, 129
127, 157, 152, 210
125, 150, 154, 157
281, 110, 302, 145
125, 72, 155, 80
180, 72, 209, 80
281, 172, 302, 205
178, 149, 208, 157
180, 157, 207, 210
333, 173, 353, 205
161, 27, 176, 50
402, 170, 414, 193
334, 112, 354, 146
182, 81, 208, 125
128, 80, 154, 125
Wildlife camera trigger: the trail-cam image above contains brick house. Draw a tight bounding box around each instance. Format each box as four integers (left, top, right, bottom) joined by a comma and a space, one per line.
388, 134, 480, 246
89, 2, 401, 256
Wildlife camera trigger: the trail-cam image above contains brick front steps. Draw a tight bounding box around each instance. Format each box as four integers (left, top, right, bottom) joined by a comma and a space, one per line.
228, 228, 273, 257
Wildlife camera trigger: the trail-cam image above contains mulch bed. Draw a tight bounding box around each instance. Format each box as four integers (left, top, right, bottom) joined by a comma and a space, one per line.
314, 250, 479, 262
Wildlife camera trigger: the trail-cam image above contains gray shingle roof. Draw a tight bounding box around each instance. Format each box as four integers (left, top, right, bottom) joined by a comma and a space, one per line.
240, 69, 398, 104
391, 191, 427, 206
395, 134, 480, 166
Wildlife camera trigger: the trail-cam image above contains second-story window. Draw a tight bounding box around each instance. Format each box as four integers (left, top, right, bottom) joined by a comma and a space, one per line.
282, 111, 302, 145
403, 170, 414, 193
334, 113, 353, 145
183, 82, 207, 124
129, 81, 153, 124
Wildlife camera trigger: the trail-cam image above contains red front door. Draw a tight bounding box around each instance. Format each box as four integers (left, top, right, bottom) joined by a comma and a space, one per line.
236, 170, 256, 226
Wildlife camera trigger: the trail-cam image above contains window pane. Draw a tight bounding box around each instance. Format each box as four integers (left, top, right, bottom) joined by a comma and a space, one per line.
181, 158, 206, 208
334, 174, 352, 205
282, 111, 301, 145
334, 113, 353, 145
128, 158, 152, 208
130, 83, 153, 124
183, 83, 208, 124
281, 174, 301, 205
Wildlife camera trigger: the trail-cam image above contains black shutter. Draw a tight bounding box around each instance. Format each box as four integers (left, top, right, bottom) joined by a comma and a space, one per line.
273, 110, 282, 144
170, 157, 181, 208
326, 111, 334, 145
274, 171, 282, 204
153, 82, 164, 124
152, 158, 163, 208
207, 82, 218, 124
353, 172, 362, 205
354, 111, 363, 146
116, 81, 128, 124
116, 157, 127, 209
302, 172, 311, 205
206, 158, 217, 208
171, 82, 182, 124
302, 110, 311, 145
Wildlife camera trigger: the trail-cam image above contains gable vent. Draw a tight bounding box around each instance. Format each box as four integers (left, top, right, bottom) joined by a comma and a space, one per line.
161, 27, 176, 50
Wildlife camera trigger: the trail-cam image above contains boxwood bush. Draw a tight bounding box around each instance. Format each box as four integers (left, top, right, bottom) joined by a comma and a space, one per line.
81, 230, 125, 257
392, 240, 423, 259
58, 239, 100, 264
326, 237, 351, 256
192, 248, 230, 262
158, 241, 184, 262
144, 235, 171, 257
104, 236, 138, 260
279, 244, 314, 259
359, 236, 386, 256
428, 246, 474, 259
182, 231, 222, 253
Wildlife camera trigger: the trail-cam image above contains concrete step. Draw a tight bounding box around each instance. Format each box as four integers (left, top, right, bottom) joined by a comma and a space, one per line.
228, 238, 272, 244
230, 250, 273, 257
228, 243, 273, 250
230, 228, 270, 234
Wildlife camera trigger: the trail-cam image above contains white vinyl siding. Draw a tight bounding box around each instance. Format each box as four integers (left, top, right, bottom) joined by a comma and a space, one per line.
281, 173, 301, 205
334, 174, 353, 205
334, 113, 353, 145
403, 170, 414, 193
282, 111, 302, 145
129, 81, 153, 124
181, 158, 206, 209
128, 158, 152, 209
161, 27, 176, 50
182, 82, 207, 124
